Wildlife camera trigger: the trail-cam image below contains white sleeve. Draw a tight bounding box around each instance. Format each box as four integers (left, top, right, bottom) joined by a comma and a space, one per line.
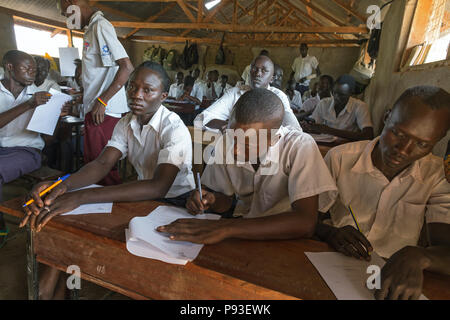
355, 101, 373, 129
311, 101, 324, 124
425, 175, 450, 224
275, 89, 302, 130
157, 120, 193, 169
201, 163, 235, 197
106, 116, 128, 159
96, 20, 128, 67
318, 148, 340, 213
197, 88, 237, 127
311, 56, 319, 69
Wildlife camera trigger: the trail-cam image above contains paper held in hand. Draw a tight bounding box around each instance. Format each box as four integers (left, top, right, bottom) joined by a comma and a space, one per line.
126, 206, 221, 265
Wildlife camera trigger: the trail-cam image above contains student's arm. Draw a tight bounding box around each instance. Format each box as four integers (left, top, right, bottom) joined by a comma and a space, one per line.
0, 92, 51, 128
91, 57, 134, 125
157, 195, 318, 244
308, 124, 374, 141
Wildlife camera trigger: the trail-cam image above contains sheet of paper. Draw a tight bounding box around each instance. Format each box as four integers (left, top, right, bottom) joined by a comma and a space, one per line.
128, 206, 220, 262
61, 184, 113, 216
27, 88, 72, 135
305, 252, 428, 300
59, 47, 80, 77
309, 133, 338, 143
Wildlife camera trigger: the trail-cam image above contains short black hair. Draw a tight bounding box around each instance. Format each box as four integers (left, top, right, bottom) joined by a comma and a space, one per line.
320, 74, 334, 87
335, 74, 356, 93
300, 43, 308, 49
184, 75, 195, 87
135, 61, 170, 92
2, 50, 32, 68
395, 86, 450, 111
34, 56, 50, 69
231, 88, 284, 125
259, 49, 269, 56
221, 74, 228, 81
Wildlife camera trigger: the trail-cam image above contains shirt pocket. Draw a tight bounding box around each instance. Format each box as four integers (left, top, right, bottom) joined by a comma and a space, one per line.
393, 201, 426, 240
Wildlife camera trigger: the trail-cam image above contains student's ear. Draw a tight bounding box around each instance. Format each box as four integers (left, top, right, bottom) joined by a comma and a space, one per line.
5, 62, 13, 73
160, 92, 168, 102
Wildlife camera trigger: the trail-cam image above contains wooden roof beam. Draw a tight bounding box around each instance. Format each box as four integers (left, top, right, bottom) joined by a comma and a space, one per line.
330, 0, 367, 22
176, 0, 196, 22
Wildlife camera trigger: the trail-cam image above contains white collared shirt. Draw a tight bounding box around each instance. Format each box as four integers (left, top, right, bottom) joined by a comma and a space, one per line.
301, 95, 320, 113
287, 90, 303, 112
201, 126, 337, 218
203, 81, 222, 100
241, 64, 251, 86
319, 138, 450, 258
311, 96, 373, 131
291, 55, 319, 86
194, 85, 301, 130
37, 78, 60, 92
82, 11, 129, 117
106, 105, 195, 198
168, 83, 184, 99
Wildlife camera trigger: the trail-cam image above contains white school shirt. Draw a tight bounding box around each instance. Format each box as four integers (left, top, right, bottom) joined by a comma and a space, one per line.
219, 83, 233, 97
311, 96, 373, 131
0, 82, 44, 150
37, 78, 60, 92
291, 55, 319, 86
168, 83, 184, 99
203, 81, 222, 100
82, 11, 129, 118
194, 85, 301, 130
241, 64, 251, 86
201, 126, 337, 218
287, 90, 303, 112
319, 138, 450, 258
301, 95, 320, 113
106, 105, 195, 198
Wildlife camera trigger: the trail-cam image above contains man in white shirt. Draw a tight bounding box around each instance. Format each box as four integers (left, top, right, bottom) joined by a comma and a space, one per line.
167, 71, 184, 99
59, 0, 134, 186
194, 55, 300, 131
270, 64, 283, 90
315, 86, 450, 300
203, 70, 221, 100
297, 75, 334, 120
156, 89, 336, 244
179, 75, 204, 106
0, 50, 53, 246
34, 56, 61, 92
290, 43, 320, 96
241, 49, 269, 86
304, 74, 374, 141
219, 74, 232, 98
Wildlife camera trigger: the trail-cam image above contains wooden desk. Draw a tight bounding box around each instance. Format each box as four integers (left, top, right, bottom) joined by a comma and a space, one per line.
2, 198, 449, 300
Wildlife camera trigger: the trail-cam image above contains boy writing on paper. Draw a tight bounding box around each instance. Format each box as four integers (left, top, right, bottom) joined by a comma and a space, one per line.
315, 86, 450, 300
157, 89, 336, 244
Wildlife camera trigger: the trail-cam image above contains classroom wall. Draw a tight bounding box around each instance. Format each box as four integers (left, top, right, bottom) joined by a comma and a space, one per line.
127, 41, 360, 88
0, 12, 17, 59
364, 0, 450, 157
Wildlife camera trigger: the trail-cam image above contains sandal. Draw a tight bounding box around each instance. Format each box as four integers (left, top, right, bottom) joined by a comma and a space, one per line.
0, 226, 9, 249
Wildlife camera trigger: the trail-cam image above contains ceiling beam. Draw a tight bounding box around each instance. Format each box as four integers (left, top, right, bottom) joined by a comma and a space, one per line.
176, 0, 196, 22
197, 0, 203, 22
330, 0, 367, 23
295, 0, 347, 26
90, 2, 139, 21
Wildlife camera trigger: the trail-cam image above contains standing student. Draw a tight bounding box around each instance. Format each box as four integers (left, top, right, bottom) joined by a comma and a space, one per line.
194, 55, 300, 132
315, 86, 450, 300
59, 0, 134, 186
0, 50, 53, 247
156, 89, 336, 244
303, 74, 374, 141
290, 43, 320, 96
168, 71, 184, 99
179, 75, 204, 106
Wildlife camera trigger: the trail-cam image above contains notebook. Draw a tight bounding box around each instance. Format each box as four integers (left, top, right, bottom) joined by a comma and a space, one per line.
126, 206, 221, 265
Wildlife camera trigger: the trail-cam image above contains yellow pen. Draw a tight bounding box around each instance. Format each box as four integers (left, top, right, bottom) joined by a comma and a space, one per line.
23, 174, 70, 207
348, 205, 371, 255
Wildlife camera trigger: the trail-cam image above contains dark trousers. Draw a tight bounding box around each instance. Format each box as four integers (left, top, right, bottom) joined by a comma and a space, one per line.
295, 84, 310, 96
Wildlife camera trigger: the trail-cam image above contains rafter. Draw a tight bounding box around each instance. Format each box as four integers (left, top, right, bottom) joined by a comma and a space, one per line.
296, 0, 347, 26
330, 0, 367, 22
176, 0, 196, 22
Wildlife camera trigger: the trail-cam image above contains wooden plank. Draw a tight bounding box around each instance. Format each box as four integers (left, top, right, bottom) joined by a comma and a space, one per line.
91, 2, 140, 21
176, 0, 196, 22
253, 0, 259, 24
197, 0, 203, 22
330, 0, 367, 22
296, 0, 347, 26
232, 0, 238, 25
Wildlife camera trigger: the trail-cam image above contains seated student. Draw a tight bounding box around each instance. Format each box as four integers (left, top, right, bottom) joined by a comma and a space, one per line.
302, 81, 318, 102
303, 74, 374, 141
204, 70, 221, 100
270, 64, 283, 90
0, 50, 53, 246
285, 79, 303, 112
34, 56, 61, 92
219, 74, 232, 98
168, 71, 184, 99
298, 75, 333, 120
194, 55, 300, 132
178, 75, 204, 106
315, 86, 450, 300
241, 49, 269, 86
156, 89, 336, 244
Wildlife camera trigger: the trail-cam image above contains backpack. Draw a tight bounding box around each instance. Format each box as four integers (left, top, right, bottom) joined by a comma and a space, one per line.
163, 49, 178, 70
367, 24, 382, 60
215, 34, 226, 65
177, 41, 189, 70
143, 45, 156, 62
186, 42, 198, 68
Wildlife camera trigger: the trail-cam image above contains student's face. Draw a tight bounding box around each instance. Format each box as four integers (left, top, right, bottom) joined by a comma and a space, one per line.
300, 45, 308, 57
220, 77, 227, 86
287, 81, 296, 91
209, 72, 218, 82
318, 78, 331, 98
34, 60, 49, 87
378, 98, 449, 171
332, 83, 352, 108
127, 68, 168, 116
193, 69, 200, 79
271, 68, 283, 88
176, 73, 184, 83
7, 56, 37, 86
250, 57, 274, 89
184, 85, 193, 95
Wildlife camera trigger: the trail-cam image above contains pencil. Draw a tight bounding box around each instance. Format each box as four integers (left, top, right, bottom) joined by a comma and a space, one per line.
23, 174, 70, 207
347, 205, 361, 232
196, 172, 204, 214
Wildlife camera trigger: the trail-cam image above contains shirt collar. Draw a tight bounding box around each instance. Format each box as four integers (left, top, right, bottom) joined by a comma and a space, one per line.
351, 137, 423, 183
87, 11, 104, 28
0, 80, 35, 97
329, 96, 355, 117
129, 104, 165, 133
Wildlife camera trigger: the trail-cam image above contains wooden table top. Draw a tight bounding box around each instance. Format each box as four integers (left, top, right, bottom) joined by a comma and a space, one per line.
2, 197, 449, 300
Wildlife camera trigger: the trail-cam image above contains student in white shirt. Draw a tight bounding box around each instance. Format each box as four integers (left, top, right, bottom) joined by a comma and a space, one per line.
59, 0, 134, 186
168, 71, 184, 99
270, 64, 283, 90
316, 86, 450, 300
0, 50, 54, 247
156, 89, 336, 244
241, 49, 269, 85
179, 75, 204, 106
204, 70, 221, 100
285, 79, 303, 112
304, 74, 374, 141
219, 74, 232, 98
290, 43, 320, 96
298, 75, 334, 121
194, 55, 300, 131
34, 56, 61, 92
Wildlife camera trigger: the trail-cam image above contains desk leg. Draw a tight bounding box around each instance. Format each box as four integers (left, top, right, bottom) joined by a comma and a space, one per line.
26, 226, 39, 300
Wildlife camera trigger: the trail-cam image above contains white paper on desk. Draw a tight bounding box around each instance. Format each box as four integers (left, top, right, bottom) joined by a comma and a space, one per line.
59, 47, 80, 77
61, 184, 113, 216
27, 89, 72, 135
309, 133, 338, 143
126, 206, 221, 265
305, 252, 428, 300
